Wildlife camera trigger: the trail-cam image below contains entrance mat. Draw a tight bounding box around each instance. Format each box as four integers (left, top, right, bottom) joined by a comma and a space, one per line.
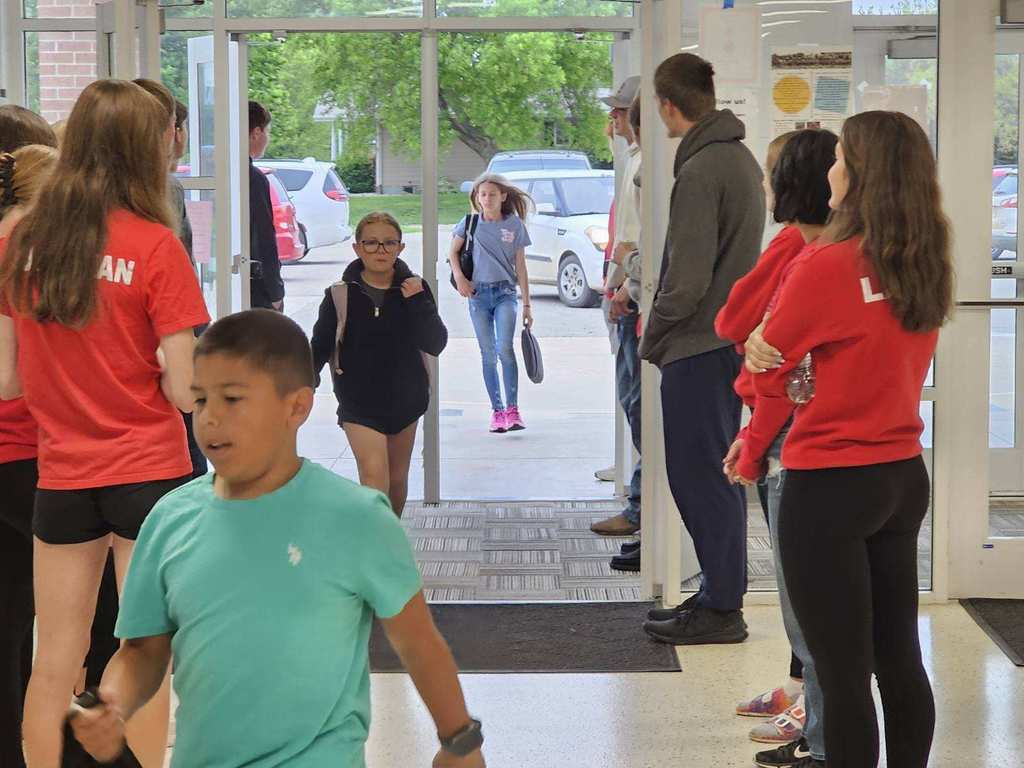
370, 601, 681, 673
961, 599, 1024, 666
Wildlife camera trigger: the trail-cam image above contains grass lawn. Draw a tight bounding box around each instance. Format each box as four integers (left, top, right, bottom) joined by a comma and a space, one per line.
349, 193, 470, 233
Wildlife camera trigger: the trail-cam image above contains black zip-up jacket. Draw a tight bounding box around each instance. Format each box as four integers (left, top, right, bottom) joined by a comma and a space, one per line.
311, 258, 448, 426
249, 159, 285, 308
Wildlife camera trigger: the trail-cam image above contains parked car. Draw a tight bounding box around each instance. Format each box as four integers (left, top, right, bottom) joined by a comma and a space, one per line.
993, 167, 1018, 257
256, 158, 352, 250
495, 169, 614, 308
459, 150, 593, 193
262, 169, 305, 264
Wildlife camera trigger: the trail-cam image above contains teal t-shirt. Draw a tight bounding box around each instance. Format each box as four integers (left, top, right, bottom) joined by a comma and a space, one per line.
115, 460, 422, 768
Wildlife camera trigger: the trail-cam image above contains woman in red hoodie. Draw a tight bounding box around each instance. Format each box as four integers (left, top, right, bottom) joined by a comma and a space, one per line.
716, 128, 837, 766
737, 111, 952, 768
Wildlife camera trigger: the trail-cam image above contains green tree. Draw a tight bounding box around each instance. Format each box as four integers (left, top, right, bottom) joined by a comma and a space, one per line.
312, 28, 613, 164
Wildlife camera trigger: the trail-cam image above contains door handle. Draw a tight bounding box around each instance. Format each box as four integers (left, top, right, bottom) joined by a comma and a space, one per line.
956, 299, 1024, 308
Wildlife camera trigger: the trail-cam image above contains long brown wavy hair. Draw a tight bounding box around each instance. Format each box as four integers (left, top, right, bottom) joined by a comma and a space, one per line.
469, 173, 533, 220
824, 110, 953, 332
0, 80, 175, 326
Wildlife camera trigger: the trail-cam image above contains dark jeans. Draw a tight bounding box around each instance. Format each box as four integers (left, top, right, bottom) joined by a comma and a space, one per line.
660, 346, 747, 611
779, 457, 934, 768
615, 314, 642, 525
0, 459, 121, 768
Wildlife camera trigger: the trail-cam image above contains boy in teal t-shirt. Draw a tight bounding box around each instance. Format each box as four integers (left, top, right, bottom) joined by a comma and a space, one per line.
70, 310, 485, 768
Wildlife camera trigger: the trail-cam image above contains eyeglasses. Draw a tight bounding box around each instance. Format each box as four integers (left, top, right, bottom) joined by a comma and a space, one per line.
359, 239, 402, 253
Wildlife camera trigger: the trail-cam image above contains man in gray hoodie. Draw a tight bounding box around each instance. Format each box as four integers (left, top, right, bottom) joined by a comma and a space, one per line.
639, 53, 765, 645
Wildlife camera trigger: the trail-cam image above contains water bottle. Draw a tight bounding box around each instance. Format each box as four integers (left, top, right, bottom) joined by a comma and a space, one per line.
786, 353, 816, 404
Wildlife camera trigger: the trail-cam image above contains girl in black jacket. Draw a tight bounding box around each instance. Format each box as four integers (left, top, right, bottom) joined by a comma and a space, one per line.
312, 212, 448, 515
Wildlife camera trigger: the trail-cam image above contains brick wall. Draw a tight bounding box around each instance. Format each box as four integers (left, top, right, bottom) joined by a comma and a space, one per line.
37, 0, 97, 123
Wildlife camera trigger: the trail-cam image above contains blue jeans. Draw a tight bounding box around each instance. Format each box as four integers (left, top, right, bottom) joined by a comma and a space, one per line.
469, 281, 518, 411
766, 429, 825, 762
616, 315, 642, 525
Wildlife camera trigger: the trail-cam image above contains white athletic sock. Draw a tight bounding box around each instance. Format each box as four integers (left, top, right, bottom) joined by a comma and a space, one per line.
783, 677, 805, 698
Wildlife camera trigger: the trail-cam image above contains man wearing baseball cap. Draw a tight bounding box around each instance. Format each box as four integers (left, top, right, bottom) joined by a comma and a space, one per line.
592, 74, 645, 558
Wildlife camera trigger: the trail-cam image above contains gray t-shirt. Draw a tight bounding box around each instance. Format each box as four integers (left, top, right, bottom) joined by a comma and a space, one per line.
453, 214, 531, 285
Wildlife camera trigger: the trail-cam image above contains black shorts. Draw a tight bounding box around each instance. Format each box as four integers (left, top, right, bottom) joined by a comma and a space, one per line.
33, 475, 190, 545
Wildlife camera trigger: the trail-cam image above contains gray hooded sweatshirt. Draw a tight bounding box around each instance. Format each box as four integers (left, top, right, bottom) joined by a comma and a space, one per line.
639, 109, 765, 368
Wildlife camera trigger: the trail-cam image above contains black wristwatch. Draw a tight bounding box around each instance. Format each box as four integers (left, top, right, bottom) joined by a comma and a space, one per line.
440, 718, 484, 756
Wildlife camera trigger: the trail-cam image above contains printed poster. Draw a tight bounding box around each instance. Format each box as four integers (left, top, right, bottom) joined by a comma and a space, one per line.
771, 47, 853, 137
700, 6, 761, 85
185, 199, 214, 265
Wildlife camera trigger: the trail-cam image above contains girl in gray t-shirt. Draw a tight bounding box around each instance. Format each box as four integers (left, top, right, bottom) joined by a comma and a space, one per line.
448, 173, 534, 434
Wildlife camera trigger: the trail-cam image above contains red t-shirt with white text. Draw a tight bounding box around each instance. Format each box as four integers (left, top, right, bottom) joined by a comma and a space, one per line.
2, 210, 210, 489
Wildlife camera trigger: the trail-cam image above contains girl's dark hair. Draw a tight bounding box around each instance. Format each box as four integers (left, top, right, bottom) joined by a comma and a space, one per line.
0, 105, 57, 153
825, 110, 953, 332
470, 173, 533, 219
771, 129, 838, 226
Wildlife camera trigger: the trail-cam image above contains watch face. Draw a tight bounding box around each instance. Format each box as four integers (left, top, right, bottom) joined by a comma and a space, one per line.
444, 719, 484, 757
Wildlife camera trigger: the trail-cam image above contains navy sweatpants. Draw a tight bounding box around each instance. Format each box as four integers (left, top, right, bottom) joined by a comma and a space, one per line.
660, 345, 748, 611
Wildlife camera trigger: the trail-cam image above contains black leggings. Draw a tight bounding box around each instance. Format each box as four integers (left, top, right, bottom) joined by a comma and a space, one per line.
0, 459, 120, 768
779, 457, 934, 768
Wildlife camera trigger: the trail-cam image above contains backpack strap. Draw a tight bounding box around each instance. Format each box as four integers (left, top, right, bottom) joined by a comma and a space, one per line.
328, 281, 349, 375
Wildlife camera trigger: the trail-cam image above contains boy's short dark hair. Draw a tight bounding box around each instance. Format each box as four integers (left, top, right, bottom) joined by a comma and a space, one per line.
195, 310, 314, 394
771, 129, 838, 226
174, 100, 188, 130
249, 100, 272, 133
654, 53, 716, 122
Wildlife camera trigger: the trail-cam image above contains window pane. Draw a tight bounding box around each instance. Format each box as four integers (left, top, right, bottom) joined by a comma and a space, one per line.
274, 169, 314, 191
23, 0, 97, 19
559, 176, 613, 216
25, 31, 98, 124
227, 0, 424, 18
438, 0, 631, 19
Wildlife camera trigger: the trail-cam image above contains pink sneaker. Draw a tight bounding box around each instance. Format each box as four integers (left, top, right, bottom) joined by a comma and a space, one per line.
505, 406, 525, 431
489, 410, 508, 433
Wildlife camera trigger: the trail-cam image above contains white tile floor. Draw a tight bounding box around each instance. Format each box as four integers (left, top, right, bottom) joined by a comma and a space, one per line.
165, 603, 1024, 767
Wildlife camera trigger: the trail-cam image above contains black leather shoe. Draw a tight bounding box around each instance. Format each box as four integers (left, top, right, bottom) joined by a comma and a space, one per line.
610, 548, 640, 572
646, 592, 701, 621
643, 606, 748, 646
620, 540, 641, 555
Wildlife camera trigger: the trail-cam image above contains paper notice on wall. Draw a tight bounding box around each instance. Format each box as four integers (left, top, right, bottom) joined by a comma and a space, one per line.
859, 84, 929, 131
185, 199, 214, 265
717, 88, 759, 148
771, 47, 853, 137
700, 6, 761, 85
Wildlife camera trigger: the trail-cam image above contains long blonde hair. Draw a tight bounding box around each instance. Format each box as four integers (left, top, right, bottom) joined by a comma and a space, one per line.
824, 111, 952, 333
1, 80, 175, 326
469, 173, 533, 220
0, 145, 59, 221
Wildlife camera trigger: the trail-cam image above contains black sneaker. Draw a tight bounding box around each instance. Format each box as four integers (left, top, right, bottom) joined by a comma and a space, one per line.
610, 547, 640, 572
643, 605, 748, 646
620, 540, 641, 555
754, 738, 820, 768
646, 592, 701, 621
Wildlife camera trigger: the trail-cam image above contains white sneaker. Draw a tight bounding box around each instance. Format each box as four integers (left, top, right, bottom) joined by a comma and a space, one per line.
595, 466, 615, 482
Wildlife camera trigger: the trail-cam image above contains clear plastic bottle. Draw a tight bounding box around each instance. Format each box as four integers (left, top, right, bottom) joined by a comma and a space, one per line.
786, 353, 816, 404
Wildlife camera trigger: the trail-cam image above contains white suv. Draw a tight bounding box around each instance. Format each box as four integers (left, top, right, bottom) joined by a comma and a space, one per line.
501, 169, 614, 308
256, 158, 352, 252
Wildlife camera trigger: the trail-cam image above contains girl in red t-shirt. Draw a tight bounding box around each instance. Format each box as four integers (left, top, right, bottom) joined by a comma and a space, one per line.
740, 112, 952, 768
716, 128, 837, 762
0, 80, 209, 766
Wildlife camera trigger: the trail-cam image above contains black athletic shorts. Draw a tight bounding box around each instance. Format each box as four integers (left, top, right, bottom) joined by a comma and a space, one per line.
33, 475, 190, 545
